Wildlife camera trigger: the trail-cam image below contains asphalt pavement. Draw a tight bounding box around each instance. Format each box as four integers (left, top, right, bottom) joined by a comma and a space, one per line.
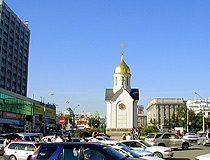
165, 144, 210, 160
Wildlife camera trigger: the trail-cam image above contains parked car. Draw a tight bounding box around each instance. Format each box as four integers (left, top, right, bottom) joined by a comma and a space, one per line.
182, 132, 198, 143
145, 133, 190, 149
102, 141, 153, 157
88, 136, 115, 142
0, 137, 5, 155
30, 142, 139, 160
195, 153, 210, 160
3, 141, 43, 160
120, 140, 174, 159
112, 145, 163, 160
1, 133, 42, 142
197, 132, 210, 146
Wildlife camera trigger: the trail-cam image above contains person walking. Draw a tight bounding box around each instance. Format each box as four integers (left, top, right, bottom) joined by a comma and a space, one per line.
65, 134, 72, 142
92, 130, 97, 137
51, 134, 57, 143
126, 133, 132, 140
121, 133, 126, 141
55, 135, 63, 142
80, 136, 86, 142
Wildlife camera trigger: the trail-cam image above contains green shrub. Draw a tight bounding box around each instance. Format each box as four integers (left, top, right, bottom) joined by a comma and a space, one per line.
138, 125, 159, 136
74, 129, 95, 138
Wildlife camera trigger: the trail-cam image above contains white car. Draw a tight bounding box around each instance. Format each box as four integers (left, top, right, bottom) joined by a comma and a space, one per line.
102, 141, 153, 157
112, 145, 164, 160
183, 132, 198, 143
120, 140, 174, 159
3, 141, 42, 160
88, 136, 114, 142
195, 153, 210, 160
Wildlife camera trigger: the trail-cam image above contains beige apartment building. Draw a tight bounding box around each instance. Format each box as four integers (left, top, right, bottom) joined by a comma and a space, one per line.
147, 98, 185, 128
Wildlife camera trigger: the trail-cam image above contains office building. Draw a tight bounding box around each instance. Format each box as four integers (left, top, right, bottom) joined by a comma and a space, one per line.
137, 105, 147, 127
0, 0, 30, 96
186, 98, 210, 117
147, 98, 185, 128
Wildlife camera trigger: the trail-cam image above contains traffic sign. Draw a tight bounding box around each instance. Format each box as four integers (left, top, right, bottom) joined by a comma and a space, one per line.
59, 118, 65, 124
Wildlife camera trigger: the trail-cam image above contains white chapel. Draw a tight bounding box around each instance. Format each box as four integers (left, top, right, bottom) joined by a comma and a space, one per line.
105, 47, 139, 135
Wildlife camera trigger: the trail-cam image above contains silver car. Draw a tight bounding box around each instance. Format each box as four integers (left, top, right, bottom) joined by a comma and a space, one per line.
3, 141, 41, 160
197, 132, 210, 146
145, 133, 190, 150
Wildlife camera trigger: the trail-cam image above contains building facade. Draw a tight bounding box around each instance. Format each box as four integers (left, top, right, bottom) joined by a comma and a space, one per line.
137, 105, 147, 127
0, 88, 56, 133
147, 98, 185, 128
0, 0, 30, 96
105, 51, 139, 136
186, 98, 210, 117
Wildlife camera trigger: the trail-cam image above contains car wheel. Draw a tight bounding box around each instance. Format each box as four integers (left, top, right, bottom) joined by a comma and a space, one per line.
182, 143, 189, 150
9, 155, 17, 160
154, 152, 163, 158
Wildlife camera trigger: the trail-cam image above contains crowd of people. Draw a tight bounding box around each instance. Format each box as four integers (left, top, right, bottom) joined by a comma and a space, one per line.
121, 128, 141, 141
43, 133, 73, 143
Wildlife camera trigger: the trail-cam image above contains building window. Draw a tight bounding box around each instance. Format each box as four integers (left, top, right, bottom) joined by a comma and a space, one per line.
115, 77, 117, 86
127, 77, 128, 86
119, 103, 126, 110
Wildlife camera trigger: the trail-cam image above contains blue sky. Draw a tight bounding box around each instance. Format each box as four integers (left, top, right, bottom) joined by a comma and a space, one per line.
5, 0, 210, 116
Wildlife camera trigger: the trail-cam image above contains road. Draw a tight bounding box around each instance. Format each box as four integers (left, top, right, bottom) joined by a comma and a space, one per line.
0, 144, 209, 160
165, 144, 210, 160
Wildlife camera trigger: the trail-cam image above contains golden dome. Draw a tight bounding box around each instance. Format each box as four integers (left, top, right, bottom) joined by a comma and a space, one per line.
114, 53, 130, 74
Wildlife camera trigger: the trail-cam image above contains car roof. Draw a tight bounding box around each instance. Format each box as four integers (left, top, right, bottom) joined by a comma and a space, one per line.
2, 133, 40, 136
37, 142, 108, 147
9, 141, 37, 144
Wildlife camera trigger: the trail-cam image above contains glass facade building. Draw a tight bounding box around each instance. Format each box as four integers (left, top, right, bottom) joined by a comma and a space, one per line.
0, 0, 30, 96
0, 93, 33, 115
0, 88, 56, 133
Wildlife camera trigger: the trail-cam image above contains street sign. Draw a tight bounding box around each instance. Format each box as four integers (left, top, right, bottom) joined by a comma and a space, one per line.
59, 118, 65, 124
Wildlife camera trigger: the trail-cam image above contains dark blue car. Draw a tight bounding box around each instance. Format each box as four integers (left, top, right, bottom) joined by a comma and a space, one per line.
30, 142, 139, 160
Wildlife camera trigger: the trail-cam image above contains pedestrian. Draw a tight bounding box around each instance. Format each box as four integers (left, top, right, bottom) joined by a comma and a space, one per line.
35, 138, 40, 143
92, 130, 96, 137
51, 134, 57, 143
96, 131, 99, 136
55, 135, 63, 142
121, 133, 126, 141
134, 129, 139, 140
80, 136, 86, 142
177, 131, 180, 136
126, 133, 132, 140
65, 134, 72, 142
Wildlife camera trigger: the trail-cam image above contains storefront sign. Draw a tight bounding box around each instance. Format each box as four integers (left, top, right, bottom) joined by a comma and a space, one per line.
3, 112, 19, 120
0, 118, 19, 125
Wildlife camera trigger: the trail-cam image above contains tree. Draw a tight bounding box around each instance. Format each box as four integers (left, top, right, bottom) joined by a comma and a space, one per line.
88, 117, 100, 129
176, 105, 187, 128
176, 104, 204, 130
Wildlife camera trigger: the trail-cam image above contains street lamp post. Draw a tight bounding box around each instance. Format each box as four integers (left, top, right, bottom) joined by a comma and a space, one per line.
43, 93, 54, 135
61, 101, 70, 116
60, 101, 70, 135
73, 105, 79, 131
194, 92, 205, 132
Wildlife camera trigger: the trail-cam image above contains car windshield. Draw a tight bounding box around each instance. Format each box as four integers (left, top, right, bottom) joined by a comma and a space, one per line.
121, 147, 140, 158
24, 136, 41, 141
146, 134, 155, 138
104, 137, 114, 141
116, 143, 131, 150
103, 146, 127, 160
139, 141, 152, 147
